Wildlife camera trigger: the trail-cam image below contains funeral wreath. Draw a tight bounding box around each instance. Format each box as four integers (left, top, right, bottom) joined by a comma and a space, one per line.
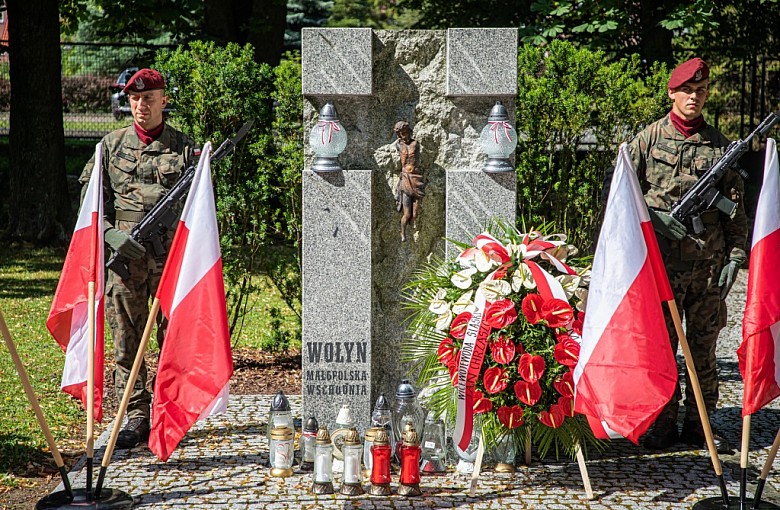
401, 221, 599, 460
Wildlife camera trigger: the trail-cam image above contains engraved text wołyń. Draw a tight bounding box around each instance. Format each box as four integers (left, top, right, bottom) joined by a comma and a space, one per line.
305, 341, 368, 396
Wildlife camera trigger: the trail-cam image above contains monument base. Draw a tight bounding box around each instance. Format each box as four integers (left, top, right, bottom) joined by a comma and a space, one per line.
36, 488, 133, 510
693, 497, 780, 509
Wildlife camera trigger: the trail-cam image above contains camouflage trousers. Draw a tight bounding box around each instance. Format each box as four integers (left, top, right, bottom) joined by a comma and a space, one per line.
656, 254, 725, 426
106, 223, 170, 420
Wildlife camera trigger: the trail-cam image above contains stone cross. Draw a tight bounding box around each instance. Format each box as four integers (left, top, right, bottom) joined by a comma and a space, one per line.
301, 28, 517, 430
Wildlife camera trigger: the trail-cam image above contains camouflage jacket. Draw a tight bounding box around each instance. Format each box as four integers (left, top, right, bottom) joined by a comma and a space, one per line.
79, 124, 197, 230
627, 114, 748, 262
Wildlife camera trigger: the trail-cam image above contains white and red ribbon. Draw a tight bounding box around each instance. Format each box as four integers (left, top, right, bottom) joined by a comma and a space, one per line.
453, 290, 492, 451
488, 121, 513, 144
318, 120, 341, 145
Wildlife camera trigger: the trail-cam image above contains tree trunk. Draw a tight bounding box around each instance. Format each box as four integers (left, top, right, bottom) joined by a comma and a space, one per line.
5, 0, 71, 244
204, 0, 286, 66
639, 1, 675, 66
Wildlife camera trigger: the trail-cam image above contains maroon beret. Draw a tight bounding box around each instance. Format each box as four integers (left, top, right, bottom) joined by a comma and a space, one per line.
668, 58, 710, 89
122, 68, 165, 94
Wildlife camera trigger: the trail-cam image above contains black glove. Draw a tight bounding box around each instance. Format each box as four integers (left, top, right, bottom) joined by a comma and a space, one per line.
105, 228, 145, 260
648, 209, 687, 241
719, 255, 746, 300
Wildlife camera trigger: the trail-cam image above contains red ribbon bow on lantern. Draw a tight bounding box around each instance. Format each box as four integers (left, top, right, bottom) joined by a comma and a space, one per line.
488, 121, 513, 144
318, 120, 341, 145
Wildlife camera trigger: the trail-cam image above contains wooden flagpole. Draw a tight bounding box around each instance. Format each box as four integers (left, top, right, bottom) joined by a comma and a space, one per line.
85, 281, 96, 499
575, 442, 594, 499
740, 415, 751, 508
95, 298, 160, 497
752, 426, 780, 509
468, 435, 485, 496
0, 309, 73, 498
666, 299, 730, 507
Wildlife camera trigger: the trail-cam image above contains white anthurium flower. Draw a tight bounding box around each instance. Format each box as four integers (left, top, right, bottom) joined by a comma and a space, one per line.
555, 274, 581, 300
452, 290, 474, 314
428, 288, 451, 315
506, 242, 524, 258
547, 244, 570, 262
480, 279, 511, 301
434, 309, 454, 331
451, 267, 478, 289
474, 249, 496, 273
575, 287, 589, 312
511, 263, 536, 292
577, 268, 592, 287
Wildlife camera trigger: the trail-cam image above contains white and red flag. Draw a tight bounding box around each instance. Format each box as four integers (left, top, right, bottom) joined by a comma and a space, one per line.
738, 138, 780, 416
573, 143, 678, 443
46, 143, 105, 422
149, 142, 233, 462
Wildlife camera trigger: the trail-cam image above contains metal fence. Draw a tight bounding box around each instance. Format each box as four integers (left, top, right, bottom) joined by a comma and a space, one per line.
0, 42, 174, 138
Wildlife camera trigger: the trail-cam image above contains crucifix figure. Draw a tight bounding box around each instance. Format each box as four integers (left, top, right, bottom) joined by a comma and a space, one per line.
393, 121, 426, 242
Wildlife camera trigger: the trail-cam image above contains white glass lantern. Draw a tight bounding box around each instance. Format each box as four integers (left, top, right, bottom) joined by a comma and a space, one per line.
309, 102, 347, 172
312, 427, 335, 494
340, 429, 364, 496
479, 101, 518, 173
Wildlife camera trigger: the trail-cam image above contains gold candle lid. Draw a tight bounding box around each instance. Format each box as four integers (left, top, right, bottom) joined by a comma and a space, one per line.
344, 428, 361, 446
403, 428, 419, 446
316, 426, 331, 444
270, 425, 293, 440
373, 429, 389, 446
364, 426, 382, 442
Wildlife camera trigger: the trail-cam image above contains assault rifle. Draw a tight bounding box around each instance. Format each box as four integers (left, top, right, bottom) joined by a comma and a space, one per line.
670, 112, 779, 234
106, 120, 254, 280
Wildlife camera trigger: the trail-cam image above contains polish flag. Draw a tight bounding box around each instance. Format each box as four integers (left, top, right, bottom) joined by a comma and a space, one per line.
573, 143, 678, 443
149, 142, 233, 461
46, 143, 105, 422
738, 138, 780, 416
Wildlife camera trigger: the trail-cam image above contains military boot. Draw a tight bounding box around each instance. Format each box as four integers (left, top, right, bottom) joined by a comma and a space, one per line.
642, 416, 679, 450
680, 419, 731, 454
116, 416, 150, 449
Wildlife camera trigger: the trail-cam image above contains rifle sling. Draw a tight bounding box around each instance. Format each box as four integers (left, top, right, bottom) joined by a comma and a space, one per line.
115, 210, 147, 223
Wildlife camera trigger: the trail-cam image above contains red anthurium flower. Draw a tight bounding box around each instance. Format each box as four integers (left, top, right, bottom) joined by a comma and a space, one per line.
514, 380, 542, 406
437, 337, 458, 366
484, 299, 518, 329
541, 298, 574, 329
497, 405, 525, 429
553, 338, 580, 368
572, 311, 585, 335
558, 395, 575, 417
490, 335, 516, 364
483, 366, 509, 394
448, 362, 458, 387
539, 404, 566, 428
489, 263, 511, 281
450, 311, 472, 339
517, 353, 545, 383
516, 342, 526, 355
447, 351, 462, 387
555, 331, 572, 344
553, 371, 574, 397
473, 390, 493, 414
521, 294, 545, 324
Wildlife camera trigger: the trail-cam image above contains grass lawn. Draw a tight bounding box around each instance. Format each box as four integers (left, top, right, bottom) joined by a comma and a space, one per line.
0, 242, 298, 490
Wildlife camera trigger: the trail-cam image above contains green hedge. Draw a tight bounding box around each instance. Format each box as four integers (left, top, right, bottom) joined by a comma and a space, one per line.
516, 40, 670, 251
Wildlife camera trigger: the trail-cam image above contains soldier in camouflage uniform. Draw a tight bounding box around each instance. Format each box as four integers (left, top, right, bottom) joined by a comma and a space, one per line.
628, 58, 748, 453
79, 69, 197, 449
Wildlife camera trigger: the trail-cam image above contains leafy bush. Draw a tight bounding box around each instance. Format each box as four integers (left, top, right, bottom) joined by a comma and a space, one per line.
156, 42, 302, 349
515, 40, 669, 251
61, 74, 113, 112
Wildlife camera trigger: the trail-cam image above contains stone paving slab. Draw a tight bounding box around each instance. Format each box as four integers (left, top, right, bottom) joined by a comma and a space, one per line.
56, 270, 780, 508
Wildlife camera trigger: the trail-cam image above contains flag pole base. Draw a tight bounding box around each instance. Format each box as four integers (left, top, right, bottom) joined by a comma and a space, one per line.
36, 488, 133, 509
692, 496, 780, 509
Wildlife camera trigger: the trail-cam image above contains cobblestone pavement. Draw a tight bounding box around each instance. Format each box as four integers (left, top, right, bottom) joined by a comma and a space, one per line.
55, 270, 780, 508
